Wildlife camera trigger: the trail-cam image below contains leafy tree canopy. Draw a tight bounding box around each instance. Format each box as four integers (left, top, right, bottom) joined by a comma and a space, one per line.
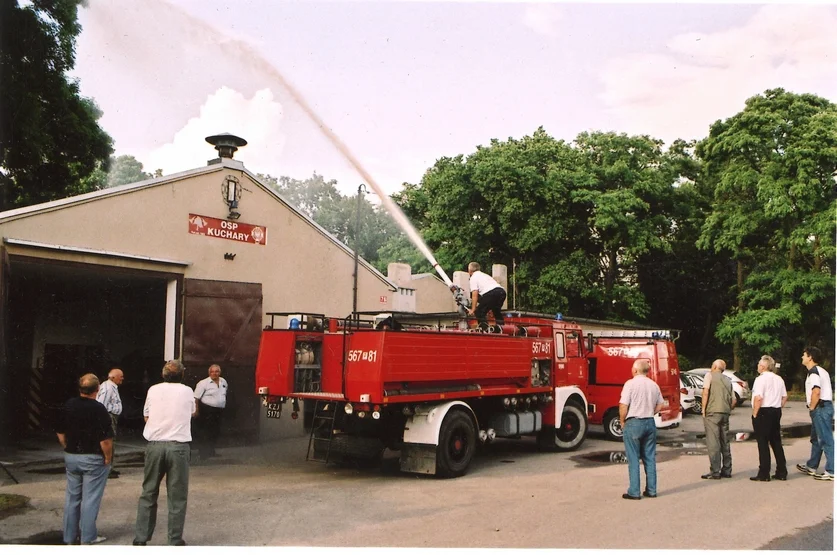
0, 0, 114, 210
696, 88, 837, 376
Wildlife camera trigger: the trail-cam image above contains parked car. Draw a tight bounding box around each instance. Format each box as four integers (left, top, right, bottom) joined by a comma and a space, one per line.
680, 373, 703, 414
685, 368, 751, 407
679, 376, 696, 415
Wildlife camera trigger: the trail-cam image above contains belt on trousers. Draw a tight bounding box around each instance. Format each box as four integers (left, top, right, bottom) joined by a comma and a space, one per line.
625, 417, 653, 421
147, 440, 190, 444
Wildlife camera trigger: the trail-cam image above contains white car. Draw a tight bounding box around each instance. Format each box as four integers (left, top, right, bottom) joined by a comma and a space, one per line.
685, 368, 751, 407
679, 376, 696, 414
680, 373, 702, 415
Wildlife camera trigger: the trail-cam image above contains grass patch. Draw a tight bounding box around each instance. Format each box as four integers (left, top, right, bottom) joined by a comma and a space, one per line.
0, 493, 29, 515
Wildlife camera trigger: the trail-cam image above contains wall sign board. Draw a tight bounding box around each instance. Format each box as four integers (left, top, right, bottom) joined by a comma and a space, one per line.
188, 214, 267, 245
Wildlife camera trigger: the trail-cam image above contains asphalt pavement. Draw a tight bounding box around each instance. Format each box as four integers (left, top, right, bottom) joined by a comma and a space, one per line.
0, 400, 833, 550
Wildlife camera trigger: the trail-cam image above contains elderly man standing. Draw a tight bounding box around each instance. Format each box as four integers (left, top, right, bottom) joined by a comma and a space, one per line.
751, 355, 787, 481
96, 368, 124, 478
133, 360, 196, 547
194, 364, 228, 460
797, 346, 834, 481
618, 359, 665, 500
56, 373, 113, 545
701, 359, 736, 480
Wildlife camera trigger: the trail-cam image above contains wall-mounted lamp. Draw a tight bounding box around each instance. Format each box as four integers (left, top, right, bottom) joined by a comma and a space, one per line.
222, 175, 242, 220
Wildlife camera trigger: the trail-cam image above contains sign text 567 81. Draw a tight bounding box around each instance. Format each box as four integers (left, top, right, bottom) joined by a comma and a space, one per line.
347, 350, 378, 362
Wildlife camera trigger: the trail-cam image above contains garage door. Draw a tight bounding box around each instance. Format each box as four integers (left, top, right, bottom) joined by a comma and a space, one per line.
182, 279, 262, 442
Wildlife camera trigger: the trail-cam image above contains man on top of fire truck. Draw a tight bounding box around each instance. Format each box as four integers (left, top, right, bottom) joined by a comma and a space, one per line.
465, 262, 506, 332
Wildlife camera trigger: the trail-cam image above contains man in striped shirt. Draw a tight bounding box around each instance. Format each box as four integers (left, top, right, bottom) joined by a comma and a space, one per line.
96, 368, 124, 479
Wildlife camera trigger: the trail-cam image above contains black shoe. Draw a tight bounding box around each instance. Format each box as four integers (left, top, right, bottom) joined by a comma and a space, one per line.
172, 540, 187, 546
749, 475, 770, 482
622, 493, 641, 500
108, 471, 120, 479
771, 473, 787, 481
132, 540, 147, 546
701, 473, 721, 480
642, 490, 657, 498
719, 473, 732, 478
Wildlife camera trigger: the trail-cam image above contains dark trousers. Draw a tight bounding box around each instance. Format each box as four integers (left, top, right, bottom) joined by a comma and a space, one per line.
197, 403, 223, 457
475, 288, 506, 331
752, 407, 786, 478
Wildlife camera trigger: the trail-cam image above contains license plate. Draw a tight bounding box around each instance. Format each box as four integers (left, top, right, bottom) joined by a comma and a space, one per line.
265, 402, 282, 419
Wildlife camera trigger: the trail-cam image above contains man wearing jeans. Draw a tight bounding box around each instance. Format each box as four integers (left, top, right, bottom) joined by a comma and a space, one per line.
133, 360, 197, 546
55, 373, 113, 545
797, 346, 834, 481
618, 359, 664, 500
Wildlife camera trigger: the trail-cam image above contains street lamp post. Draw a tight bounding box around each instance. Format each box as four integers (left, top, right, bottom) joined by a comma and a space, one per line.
352, 184, 368, 325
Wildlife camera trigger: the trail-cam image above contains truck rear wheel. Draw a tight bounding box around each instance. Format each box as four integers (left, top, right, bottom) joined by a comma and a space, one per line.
436, 410, 476, 478
603, 410, 623, 441
538, 402, 587, 452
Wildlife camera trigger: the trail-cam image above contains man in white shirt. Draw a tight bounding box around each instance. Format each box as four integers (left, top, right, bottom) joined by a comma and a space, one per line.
750, 355, 787, 481
465, 262, 506, 332
133, 360, 197, 546
797, 346, 834, 481
618, 359, 665, 500
194, 364, 228, 459
96, 368, 123, 479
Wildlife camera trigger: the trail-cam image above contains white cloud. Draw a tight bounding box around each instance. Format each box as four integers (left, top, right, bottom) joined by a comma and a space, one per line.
143, 87, 285, 175
521, 4, 564, 38
598, 4, 837, 143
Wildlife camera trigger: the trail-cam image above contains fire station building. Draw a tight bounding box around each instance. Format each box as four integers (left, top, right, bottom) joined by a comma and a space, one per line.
0, 135, 459, 446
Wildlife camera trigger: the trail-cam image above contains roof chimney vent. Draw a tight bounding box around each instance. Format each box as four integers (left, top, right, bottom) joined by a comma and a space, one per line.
205, 133, 247, 162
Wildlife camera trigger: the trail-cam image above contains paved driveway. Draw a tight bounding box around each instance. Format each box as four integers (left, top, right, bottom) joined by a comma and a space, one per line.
1, 401, 832, 548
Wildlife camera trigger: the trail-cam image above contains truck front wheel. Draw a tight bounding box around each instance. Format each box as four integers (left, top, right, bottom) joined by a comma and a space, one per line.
436, 410, 477, 478
538, 402, 587, 452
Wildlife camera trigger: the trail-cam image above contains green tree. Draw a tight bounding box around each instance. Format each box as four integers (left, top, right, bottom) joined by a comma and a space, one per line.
259, 173, 400, 271
107, 155, 152, 187
0, 0, 113, 210
636, 139, 736, 367
697, 89, 837, 377
398, 128, 678, 321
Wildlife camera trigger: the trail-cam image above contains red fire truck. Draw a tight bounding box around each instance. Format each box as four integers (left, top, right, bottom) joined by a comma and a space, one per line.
255, 311, 681, 477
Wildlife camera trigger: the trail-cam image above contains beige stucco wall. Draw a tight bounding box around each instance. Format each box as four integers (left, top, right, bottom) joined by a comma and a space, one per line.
0, 162, 396, 322
412, 274, 458, 313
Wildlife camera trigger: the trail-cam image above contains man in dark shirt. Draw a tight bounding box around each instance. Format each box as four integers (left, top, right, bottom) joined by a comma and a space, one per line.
55, 373, 114, 545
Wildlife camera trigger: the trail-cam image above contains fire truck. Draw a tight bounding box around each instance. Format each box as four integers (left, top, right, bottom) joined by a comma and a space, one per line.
255, 311, 681, 477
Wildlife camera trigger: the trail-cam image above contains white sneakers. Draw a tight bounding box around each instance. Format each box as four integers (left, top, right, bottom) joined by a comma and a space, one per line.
797, 464, 834, 480
84, 536, 107, 545
796, 463, 817, 476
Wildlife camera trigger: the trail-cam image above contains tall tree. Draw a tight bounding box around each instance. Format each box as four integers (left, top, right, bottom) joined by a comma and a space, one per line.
107, 155, 152, 187
0, 0, 113, 210
259, 173, 400, 271
697, 89, 837, 378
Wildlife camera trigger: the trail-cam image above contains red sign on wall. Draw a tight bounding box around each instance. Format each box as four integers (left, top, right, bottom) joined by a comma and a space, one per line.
379, 296, 388, 304
188, 214, 267, 245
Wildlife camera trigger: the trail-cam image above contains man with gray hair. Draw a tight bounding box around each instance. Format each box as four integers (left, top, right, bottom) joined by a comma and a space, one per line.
751, 355, 788, 481
96, 368, 124, 478
701, 359, 736, 479
618, 359, 664, 500
133, 360, 197, 546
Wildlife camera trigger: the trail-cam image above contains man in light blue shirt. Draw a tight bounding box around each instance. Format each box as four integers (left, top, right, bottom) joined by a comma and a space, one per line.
96, 368, 123, 478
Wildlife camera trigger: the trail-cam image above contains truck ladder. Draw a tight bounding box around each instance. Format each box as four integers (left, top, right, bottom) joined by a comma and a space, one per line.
306, 400, 338, 463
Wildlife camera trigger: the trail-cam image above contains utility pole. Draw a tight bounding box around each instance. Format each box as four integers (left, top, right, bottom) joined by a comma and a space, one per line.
352, 184, 368, 325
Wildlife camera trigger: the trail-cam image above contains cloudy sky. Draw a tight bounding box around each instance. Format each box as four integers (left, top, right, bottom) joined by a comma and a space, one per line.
72, 0, 837, 198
